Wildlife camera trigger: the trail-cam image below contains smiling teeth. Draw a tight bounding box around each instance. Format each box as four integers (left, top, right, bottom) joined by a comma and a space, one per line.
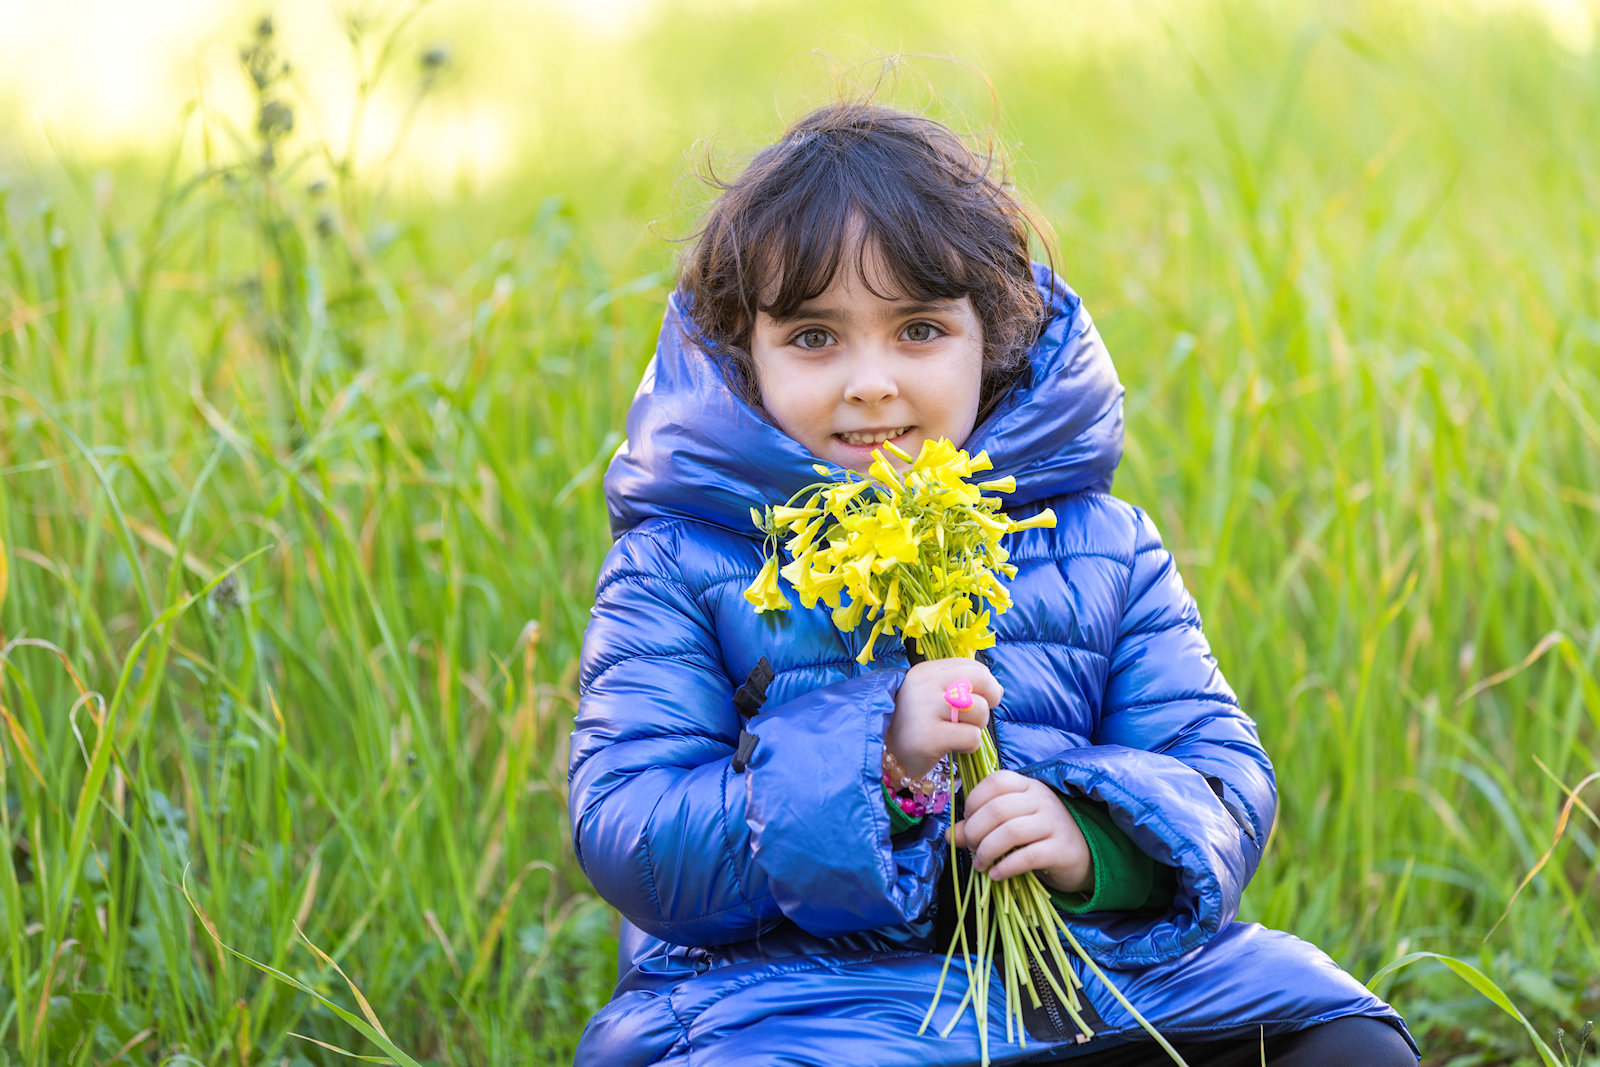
837, 427, 911, 446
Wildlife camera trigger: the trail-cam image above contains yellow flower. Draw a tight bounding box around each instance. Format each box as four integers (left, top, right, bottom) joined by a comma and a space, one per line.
772, 503, 820, 526
782, 556, 847, 609
842, 552, 879, 602
906, 594, 957, 638
935, 485, 982, 509
868, 450, 904, 490
779, 553, 809, 587
1008, 508, 1058, 533
976, 575, 1012, 613
748, 438, 1031, 680
868, 505, 920, 564
832, 594, 869, 632
825, 480, 874, 509
743, 556, 791, 612
918, 439, 993, 478
816, 578, 848, 609
911, 437, 963, 473
969, 509, 1012, 537
949, 609, 997, 659
786, 514, 826, 556
857, 614, 898, 664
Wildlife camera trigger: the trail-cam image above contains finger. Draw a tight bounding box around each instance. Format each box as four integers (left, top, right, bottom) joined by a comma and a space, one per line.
985, 840, 1063, 883
968, 664, 1003, 710
960, 769, 1031, 812
960, 790, 1038, 851
925, 658, 1004, 711
931, 696, 988, 755
939, 722, 987, 756
952, 693, 990, 731
946, 658, 1002, 709
971, 814, 1049, 874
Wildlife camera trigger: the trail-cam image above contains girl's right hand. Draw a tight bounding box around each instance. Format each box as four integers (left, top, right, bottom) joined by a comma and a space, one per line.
884, 657, 1000, 781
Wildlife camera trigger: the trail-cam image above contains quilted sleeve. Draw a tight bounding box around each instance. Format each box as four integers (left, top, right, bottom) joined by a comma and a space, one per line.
568, 526, 947, 946
1022, 506, 1275, 967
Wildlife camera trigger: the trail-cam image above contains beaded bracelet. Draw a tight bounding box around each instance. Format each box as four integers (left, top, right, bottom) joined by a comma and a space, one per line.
881, 750, 952, 817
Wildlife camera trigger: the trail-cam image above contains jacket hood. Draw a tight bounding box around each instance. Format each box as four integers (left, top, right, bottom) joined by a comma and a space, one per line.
604, 265, 1125, 538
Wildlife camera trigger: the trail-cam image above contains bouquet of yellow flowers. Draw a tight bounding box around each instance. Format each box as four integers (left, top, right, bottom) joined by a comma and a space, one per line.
744, 439, 1183, 1065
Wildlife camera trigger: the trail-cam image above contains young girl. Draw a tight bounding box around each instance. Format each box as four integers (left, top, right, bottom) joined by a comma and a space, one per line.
568, 101, 1419, 1066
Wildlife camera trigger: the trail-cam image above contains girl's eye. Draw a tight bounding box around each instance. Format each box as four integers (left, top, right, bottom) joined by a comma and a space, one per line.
793, 328, 833, 350
902, 321, 943, 343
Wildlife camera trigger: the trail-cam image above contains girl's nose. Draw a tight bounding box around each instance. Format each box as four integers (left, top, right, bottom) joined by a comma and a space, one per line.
843, 354, 898, 405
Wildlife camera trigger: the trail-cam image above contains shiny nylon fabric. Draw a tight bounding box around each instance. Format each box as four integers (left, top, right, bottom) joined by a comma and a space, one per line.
568, 269, 1416, 1064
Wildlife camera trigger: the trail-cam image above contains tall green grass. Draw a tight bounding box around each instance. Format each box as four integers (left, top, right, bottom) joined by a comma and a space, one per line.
2, 1, 1597, 1063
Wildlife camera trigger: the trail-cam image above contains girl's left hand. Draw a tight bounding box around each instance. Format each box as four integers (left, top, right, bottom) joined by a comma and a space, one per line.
949, 770, 1092, 894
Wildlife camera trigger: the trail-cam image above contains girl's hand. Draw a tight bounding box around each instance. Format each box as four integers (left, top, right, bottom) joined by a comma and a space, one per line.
949, 770, 1092, 894
884, 657, 999, 781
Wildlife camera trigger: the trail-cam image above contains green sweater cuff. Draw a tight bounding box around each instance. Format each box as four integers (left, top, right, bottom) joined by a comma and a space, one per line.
883, 783, 924, 835
1048, 798, 1177, 914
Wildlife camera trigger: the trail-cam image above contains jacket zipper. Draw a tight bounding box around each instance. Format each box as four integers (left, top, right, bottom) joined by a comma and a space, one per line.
1026, 949, 1072, 1040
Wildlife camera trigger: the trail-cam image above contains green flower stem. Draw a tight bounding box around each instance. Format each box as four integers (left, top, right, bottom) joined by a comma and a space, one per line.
919, 630, 1181, 1063
753, 455, 1170, 1063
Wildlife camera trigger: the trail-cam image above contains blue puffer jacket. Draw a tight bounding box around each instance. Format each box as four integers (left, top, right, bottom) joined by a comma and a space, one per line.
568, 268, 1416, 1065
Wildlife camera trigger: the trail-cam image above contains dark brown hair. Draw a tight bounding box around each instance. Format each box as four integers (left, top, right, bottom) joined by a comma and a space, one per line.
680, 101, 1049, 413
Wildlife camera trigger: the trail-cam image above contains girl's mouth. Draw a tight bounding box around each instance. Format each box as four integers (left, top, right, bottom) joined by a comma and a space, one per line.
835, 426, 912, 447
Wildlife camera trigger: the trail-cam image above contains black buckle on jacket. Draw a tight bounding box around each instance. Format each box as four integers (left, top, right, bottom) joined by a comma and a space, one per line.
730, 657, 773, 774
732, 731, 758, 772
732, 657, 774, 718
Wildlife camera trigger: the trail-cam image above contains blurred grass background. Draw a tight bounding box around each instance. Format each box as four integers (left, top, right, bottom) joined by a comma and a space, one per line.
2, 0, 1598, 1063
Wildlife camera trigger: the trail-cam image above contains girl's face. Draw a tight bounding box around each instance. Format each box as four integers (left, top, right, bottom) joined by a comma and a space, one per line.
750, 241, 984, 474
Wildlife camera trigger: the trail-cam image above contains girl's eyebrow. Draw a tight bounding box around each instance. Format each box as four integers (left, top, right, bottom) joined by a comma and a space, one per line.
766, 304, 847, 326
892, 300, 963, 316
765, 298, 962, 326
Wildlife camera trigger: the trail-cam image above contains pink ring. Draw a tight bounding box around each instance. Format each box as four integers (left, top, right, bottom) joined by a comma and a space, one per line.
944, 678, 974, 723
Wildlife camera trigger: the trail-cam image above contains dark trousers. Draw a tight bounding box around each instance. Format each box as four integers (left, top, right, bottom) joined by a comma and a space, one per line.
1038, 1015, 1416, 1066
